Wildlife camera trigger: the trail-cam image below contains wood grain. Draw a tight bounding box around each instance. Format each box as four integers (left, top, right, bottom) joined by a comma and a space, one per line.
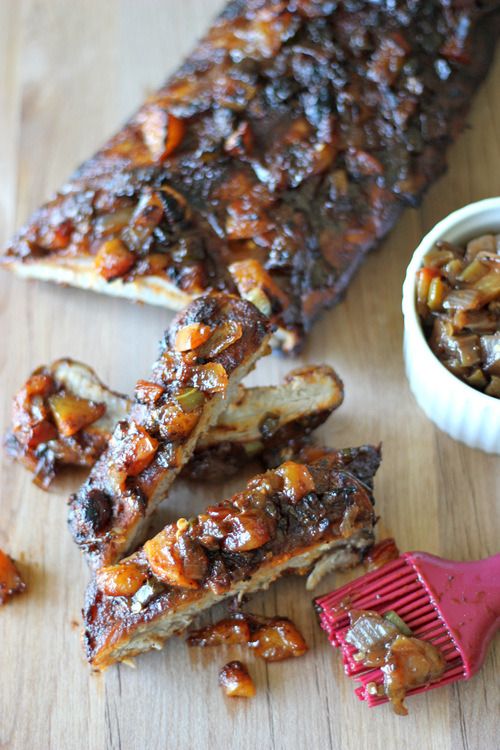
0, 2, 498, 749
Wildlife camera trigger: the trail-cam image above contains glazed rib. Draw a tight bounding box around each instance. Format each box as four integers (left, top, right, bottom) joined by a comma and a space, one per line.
68, 293, 273, 569
84, 450, 379, 670
3, 1, 499, 350
5, 359, 131, 488
6, 361, 343, 486
184, 364, 344, 480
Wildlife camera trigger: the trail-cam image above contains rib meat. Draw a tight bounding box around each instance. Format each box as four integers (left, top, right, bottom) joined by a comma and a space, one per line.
68, 292, 272, 568
3, 1, 499, 350
5, 361, 343, 485
84, 449, 380, 670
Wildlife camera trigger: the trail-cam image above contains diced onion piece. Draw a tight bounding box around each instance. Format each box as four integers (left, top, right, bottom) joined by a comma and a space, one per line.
465, 369, 488, 389
416, 267, 440, 315
473, 271, 500, 304
422, 247, 456, 268
229, 258, 289, 313
244, 287, 272, 316
174, 322, 213, 352
480, 333, 500, 375
458, 258, 489, 284
276, 461, 315, 503
452, 309, 497, 333
345, 610, 399, 652
130, 578, 165, 612
383, 635, 446, 716
95, 207, 134, 236
384, 610, 413, 636
219, 661, 255, 698
123, 191, 165, 251
442, 288, 482, 311
485, 375, 500, 397
48, 394, 106, 437
96, 562, 148, 597
453, 334, 481, 367
175, 387, 205, 413
427, 276, 448, 311
465, 233, 497, 262
196, 321, 243, 358
95, 238, 135, 281
442, 258, 464, 284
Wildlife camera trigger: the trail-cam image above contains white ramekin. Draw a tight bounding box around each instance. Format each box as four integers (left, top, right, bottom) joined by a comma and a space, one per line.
402, 197, 500, 454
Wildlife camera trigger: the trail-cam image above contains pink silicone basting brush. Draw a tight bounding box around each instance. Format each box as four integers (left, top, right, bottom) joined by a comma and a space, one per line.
314, 552, 500, 710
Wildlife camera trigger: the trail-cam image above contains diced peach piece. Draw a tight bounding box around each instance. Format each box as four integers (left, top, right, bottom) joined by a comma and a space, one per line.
276, 462, 315, 503
48, 394, 106, 437
250, 618, 308, 662
219, 661, 255, 698
141, 107, 186, 162
0, 550, 26, 605
26, 419, 59, 449
49, 219, 74, 249
223, 510, 274, 552
174, 322, 213, 352
135, 380, 165, 405
144, 525, 207, 589
96, 562, 148, 597
146, 253, 169, 274
163, 114, 186, 159
156, 402, 200, 441
189, 363, 228, 393
116, 421, 159, 476
24, 373, 55, 399
95, 238, 135, 281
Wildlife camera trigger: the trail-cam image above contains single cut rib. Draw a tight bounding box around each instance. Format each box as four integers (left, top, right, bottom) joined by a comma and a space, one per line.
84, 449, 380, 670
68, 292, 273, 569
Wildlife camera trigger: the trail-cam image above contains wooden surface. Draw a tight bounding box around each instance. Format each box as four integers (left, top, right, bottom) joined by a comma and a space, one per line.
0, 2, 499, 749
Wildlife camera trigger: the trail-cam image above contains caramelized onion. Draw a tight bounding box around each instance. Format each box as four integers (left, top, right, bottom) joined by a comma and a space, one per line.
417, 232, 500, 397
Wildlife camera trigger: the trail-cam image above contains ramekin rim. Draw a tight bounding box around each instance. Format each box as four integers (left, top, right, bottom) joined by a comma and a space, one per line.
402, 197, 500, 412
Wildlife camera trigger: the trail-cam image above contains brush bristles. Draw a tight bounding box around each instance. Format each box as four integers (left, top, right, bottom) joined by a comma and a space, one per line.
315, 555, 465, 707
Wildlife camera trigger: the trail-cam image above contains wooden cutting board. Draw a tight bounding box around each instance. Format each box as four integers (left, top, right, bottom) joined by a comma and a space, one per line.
0, 2, 498, 749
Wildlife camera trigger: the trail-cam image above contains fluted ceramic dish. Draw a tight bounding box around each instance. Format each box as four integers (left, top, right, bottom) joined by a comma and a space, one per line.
402, 197, 500, 454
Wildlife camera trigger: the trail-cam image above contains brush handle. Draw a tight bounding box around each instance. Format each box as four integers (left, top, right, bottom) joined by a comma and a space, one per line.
408, 552, 500, 678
